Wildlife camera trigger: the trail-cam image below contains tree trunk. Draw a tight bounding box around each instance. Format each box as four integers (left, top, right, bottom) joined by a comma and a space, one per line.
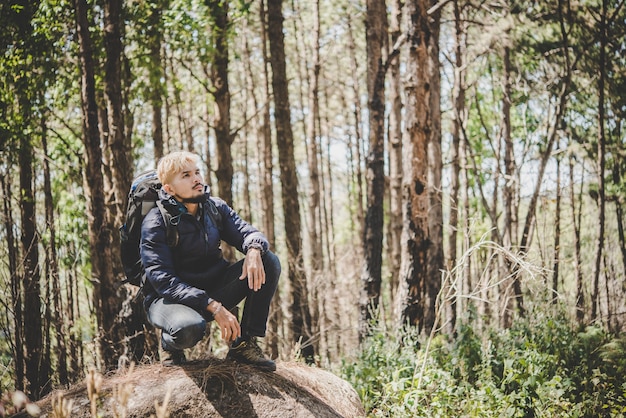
591, 0, 607, 322
346, 14, 365, 234
74, 0, 124, 370
400, 0, 436, 334
569, 151, 585, 323
267, 0, 315, 363
500, 43, 516, 328
552, 143, 562, 304
446, 0, 466, 335
42, 122, 69, 386
1, 171, 24, 392
19, 131, 46, 398
426, 4, 443, 335
257, 0, 280, 358
387, 0, 403, 308
103, 0, 132, 225
206, 0, 233, 206
359, 0, 387, 341
147, 1, 166, 161
304, 0, 322, 356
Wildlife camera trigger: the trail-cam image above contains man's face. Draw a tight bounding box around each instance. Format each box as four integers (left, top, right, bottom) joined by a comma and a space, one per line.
164, 162, 205, 203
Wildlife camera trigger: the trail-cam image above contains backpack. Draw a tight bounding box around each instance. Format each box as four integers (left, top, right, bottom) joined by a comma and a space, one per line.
119, 169, 222, 287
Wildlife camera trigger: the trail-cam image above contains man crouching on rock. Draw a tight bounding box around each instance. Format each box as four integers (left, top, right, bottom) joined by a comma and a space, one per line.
140, 150, 280, 371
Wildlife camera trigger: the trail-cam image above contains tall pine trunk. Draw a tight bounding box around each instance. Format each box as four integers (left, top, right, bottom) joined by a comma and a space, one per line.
304, 0, 322, 357
267, 0, 314, 363
1, 172, 24, 391
387, 0, 403, 307
359, 0, 387, 340
400, 0, 437, 334
426, 4, 443, 334
20, 132, 46, 398
207, 0, 233, 206
591, 0, 607, 321
257, 0, 280, 358
74, 0, 124, 369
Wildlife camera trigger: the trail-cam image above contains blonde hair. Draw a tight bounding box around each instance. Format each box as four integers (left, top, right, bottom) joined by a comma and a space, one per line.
157, 151, 200, 185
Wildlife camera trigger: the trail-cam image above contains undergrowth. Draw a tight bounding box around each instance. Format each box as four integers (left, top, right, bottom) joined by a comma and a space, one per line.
340, 311, 626, 417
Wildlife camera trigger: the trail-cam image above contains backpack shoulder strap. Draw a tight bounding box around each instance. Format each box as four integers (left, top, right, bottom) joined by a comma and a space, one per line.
156, 200, 179, 247
206, 198, 223, 232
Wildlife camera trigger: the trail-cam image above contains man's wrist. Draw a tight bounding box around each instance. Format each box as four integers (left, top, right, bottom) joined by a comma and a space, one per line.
208, 300, 222, 314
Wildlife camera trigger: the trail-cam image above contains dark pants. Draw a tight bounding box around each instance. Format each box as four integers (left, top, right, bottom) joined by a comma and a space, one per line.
147, 251, 280, 352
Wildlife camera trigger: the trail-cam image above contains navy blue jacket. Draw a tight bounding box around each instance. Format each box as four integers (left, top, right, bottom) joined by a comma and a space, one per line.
140, 186, 269, 311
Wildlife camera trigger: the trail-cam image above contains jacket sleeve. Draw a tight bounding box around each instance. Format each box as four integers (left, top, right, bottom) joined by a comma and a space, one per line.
212, 197, 270, 254
140, 208, 211, 311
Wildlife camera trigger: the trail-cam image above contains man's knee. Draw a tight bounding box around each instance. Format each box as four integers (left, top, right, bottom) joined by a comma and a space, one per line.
262, 251, 281, 284
170, 318, 206, 349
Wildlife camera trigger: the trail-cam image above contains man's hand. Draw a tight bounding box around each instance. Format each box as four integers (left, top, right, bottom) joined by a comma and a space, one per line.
208, 301, 240, 343
239, 248, 266, 291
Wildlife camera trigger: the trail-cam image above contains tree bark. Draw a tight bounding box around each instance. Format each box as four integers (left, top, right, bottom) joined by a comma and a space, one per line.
426, 4, 443, 335
1, 170, 24, 392
400, 0, 437, 334
500, 43, 516, 327
103, 0, 132, 225
42, 121, 69, 386
257, 0, 280, 358
387, 0, 403, 308
267, 0, 314, 363
147, 1, 166, 161
206, 0, 233, 206
360, 0, 387, 340
74, 0, 124, 370
346, 14, 365, 234
304, 0, 322, 356
446, 0, 466, 335
591, 0, 607, 322
19, 129, 46, 398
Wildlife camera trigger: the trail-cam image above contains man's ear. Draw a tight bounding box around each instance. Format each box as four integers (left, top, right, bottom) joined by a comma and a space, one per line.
162, 183, 173, 194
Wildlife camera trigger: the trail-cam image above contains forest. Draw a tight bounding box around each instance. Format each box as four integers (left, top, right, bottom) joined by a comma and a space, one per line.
1, 0, 626, 416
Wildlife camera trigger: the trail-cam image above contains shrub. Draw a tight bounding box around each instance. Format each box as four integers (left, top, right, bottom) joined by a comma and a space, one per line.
341, 311, 626, 417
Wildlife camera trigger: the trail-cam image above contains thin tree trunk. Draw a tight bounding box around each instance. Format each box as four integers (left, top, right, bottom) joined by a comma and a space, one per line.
103, 0, 132, 225
613, 121, 626, 276
447, 0, 465, 335
569, 151, 585, 323
591, 0, 607, 322
427, 4, 444, 334
304, 0, 322, 357
75, 0, 124, 369
1, 172, 24, 392
360, 0, 388, 340
206, 0, 233, 207
500, 42, 516, 327
147, 1, 166, 161
42, 121, 69, 386
267, 0, 315, 363
257, 0, 280, 359
552, 144, 562, 304
346, 14, 365, 233
19, 124, 47, 399
387, 0, 403, 307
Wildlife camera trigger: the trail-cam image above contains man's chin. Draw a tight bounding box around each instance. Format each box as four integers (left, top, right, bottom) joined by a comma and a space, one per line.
182, 195, 205, 203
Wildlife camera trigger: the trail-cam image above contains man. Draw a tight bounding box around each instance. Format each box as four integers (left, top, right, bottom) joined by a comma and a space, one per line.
140, 150, 280, 371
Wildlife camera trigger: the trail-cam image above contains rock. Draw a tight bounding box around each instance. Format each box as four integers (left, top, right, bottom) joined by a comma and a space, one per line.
29, 358, 365, 418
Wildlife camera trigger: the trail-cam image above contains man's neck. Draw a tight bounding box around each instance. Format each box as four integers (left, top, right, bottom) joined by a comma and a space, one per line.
184, 202, 199, 216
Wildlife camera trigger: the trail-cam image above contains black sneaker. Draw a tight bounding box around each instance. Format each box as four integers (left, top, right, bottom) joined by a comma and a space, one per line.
162, 350, 186, 366
227, 338, 276, 372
